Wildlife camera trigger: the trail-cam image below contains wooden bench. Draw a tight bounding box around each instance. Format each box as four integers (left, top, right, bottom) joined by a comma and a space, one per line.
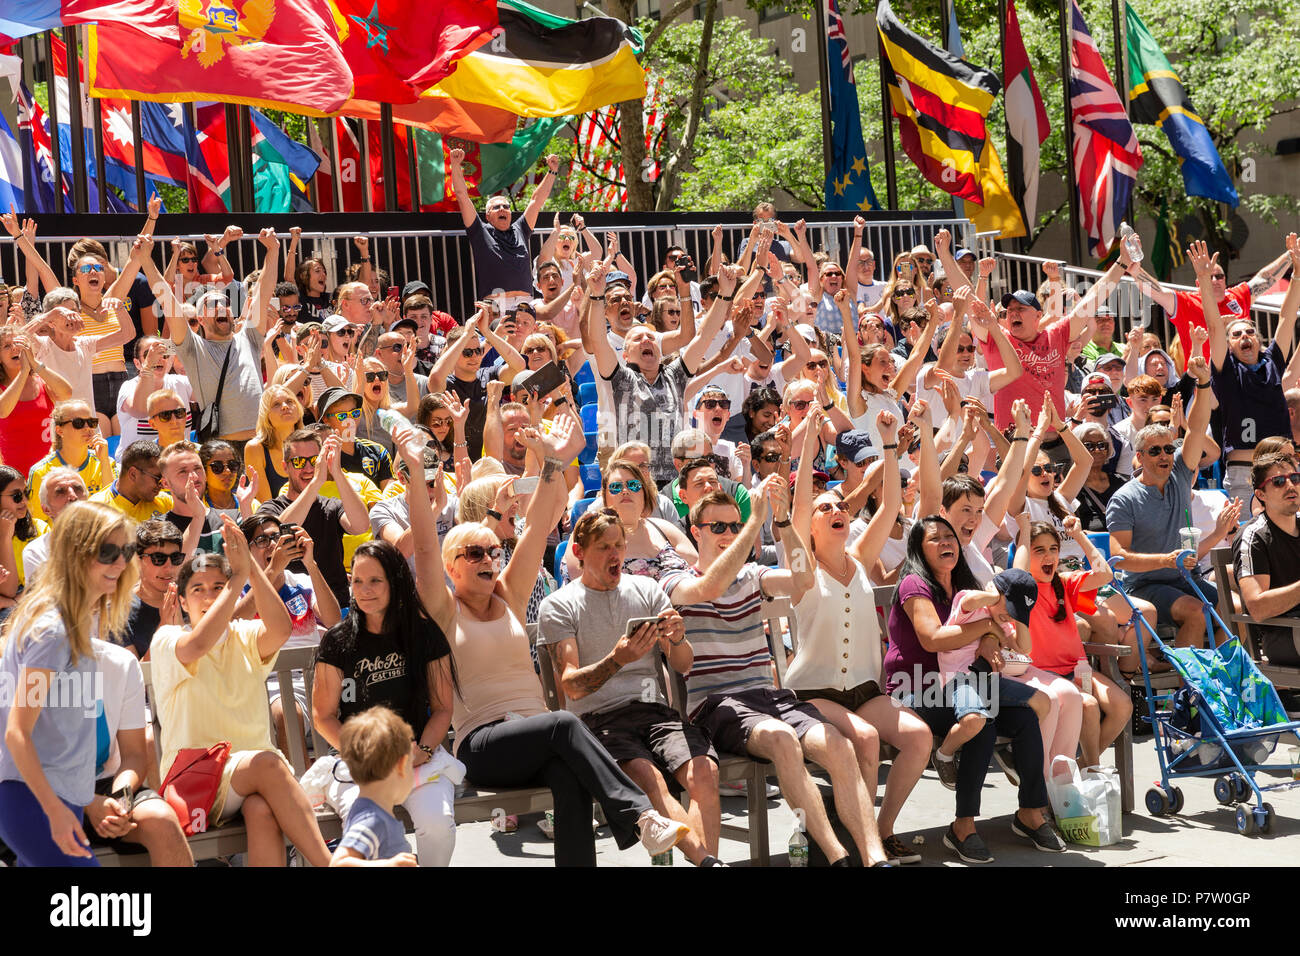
1210, 547, 1300, 693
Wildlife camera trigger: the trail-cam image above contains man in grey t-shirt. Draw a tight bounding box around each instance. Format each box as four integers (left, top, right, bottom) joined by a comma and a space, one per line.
537, 509, 723, 867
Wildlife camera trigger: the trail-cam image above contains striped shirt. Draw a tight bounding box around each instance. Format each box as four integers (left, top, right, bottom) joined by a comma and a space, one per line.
81, 310, 126, 371
661, 563, 774, 717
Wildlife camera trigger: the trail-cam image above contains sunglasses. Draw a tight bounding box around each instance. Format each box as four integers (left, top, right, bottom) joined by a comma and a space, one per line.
523, 346, 551, 357
823, 271, 843, 278
788, 399, 812, 411
695, 521, 744, 534
1083, 441, 1110, 453
914, 256, 934, 264
279, 303, 302, 313
815, 501, 848, 514
78, 263, 105, 274
96, 541, 137, 564
429, 417, 452, 428
759, 452, 782, 463
1030, 464, 1060, 477
456, 545, 504, 564
666, 309, 683, 316
461, 346, 484, 357
377, 343, 403, 354
895, 288, 915, 296
1143, 444, 1178, 457
607, 478, 643, 495
206, 460, 238, 475
3, 490, 23, 503
364, 370, 390, 383
330, 408, 363, 422
807, 360, 829, 370
289, 454, 320, 469
332, 329, 356, 337
142, 550, 186, 567
1210, 273, 1227, 280
698, 398, 731, 411
956, 344, 976, 354
59, 417, 97, 430
151, 408, 186, 422
178, 256, 199, 264
1258, 473, 1300, 490
1228, 327, 1257, 338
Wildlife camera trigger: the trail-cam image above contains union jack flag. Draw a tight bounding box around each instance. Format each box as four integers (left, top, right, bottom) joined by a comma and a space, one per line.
1068, 0, 1141, 257
14, 81, 72, 212
827, 0, 851, 74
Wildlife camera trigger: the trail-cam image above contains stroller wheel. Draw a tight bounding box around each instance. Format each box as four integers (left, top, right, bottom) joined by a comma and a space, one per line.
1145, 787, 1170, 817
1214, 776, 1236, 805
1235, 805, 1256, 835
1233, 774, 1251, 802
1168, 787, 1185, 814
1259, 803, 1275, 834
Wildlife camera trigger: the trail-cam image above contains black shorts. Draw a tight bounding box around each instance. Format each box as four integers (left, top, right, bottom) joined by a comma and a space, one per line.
582, 701, 717, 776
692, 687, 826, 756
84, 779, 166, 853
93, 370, 131, 419
794, 679, 883, 712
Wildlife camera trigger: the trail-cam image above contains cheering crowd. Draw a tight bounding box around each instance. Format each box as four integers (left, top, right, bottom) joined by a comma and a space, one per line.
1, 166, 1299, 867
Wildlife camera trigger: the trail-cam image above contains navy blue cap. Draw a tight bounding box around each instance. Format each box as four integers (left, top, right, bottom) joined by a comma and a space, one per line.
1000, 290, 1042, 311
835, 429, 881, 466
993, 569, 1038, 627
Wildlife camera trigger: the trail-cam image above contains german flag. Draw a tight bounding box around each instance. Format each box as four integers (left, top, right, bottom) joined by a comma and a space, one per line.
876, 1, 1000, 203
429, 0, 645, 118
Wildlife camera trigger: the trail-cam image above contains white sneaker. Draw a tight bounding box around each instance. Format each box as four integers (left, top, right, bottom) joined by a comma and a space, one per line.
637, 810, 689, 856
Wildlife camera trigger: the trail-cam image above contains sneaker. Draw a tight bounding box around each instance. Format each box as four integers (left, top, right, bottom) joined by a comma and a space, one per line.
882, 834, 922, 865
943, 825, 993, 864
719, 780, 782, 799
637, 810, 690, 856
993, 745, 1020, 787
931, 750, 959, 791
537, 813, 555, 839
1012, 814, 1066, 852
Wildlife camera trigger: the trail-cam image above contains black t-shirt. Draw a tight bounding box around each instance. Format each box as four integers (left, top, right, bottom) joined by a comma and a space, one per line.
465, 216, 534, 297
256, 495, 349, 608
341, 438, 393, 486
120, 594, 159, 659
1212, 342, 1291, 454
448, 366, 502, 462
1073, 474, 1128, 533
300, 293, 331, 323
163, 509, 225, 553
316, 618, 451, 732
1234, 513, 1300, 666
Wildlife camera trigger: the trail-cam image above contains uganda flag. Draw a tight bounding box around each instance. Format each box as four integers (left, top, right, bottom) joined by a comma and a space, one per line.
876, 0, 1000, 204
430, 0, 645, 118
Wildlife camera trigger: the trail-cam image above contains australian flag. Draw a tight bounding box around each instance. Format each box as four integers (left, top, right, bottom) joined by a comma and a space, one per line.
824, 0, 880, 211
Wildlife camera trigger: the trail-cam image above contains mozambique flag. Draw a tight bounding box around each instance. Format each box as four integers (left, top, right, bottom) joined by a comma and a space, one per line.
88, 0, 352, 116
342, 89, 519, 144
430, 0, 645, 118
1126, 5, 1237, 206
876, 0, 1000, 204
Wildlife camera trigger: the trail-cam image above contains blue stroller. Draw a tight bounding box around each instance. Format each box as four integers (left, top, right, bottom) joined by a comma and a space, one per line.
1109, 551, 1300, 834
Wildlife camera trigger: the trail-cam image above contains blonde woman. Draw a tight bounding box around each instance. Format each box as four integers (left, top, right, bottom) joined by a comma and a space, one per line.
270, 365, 316, 425
244, 385, 303, 502
456, 475, 555, 624
28, 399, 116, 523
0, 501, 138, 865
352, 354, 404, 454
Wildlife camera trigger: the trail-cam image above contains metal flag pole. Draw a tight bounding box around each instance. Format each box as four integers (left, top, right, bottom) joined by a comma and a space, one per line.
61, 28, 88, 213
813, 0, 833, 183
379, 103, 398, 211
43, 33, 64, 209
875, 2, 897, 209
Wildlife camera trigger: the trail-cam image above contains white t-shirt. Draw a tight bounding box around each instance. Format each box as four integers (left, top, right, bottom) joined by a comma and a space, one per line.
1025, 493, 1084, 563
642, 281, 702, 315
850, 389, 905, 452
857, 280, 885, 310
913, 365, 994, 438
36, 335, 98, 407
94, 638, 147, 781
115, 374, 194, 458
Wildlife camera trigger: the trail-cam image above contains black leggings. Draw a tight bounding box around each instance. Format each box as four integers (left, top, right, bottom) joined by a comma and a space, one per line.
458, 710, 651, 866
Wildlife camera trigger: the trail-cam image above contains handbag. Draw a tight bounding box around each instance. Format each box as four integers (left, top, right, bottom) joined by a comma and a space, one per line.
161, 741, 231, 835
195, 341, 234, 442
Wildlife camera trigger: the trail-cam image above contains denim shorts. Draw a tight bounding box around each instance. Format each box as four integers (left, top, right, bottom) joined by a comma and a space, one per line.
946, 670, 1040, 719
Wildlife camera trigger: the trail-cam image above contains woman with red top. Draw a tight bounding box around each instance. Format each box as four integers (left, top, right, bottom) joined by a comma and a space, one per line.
1014, 517, 1133, 769
0, 328, 73, 478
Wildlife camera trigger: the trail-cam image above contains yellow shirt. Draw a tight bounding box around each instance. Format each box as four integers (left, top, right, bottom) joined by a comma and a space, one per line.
81, 309, 125, 371
27, 451, 114, 523
12, 520, 48, 585
319, 470, 382, 570
150, 619, 278, 781
90, 484, 174, 522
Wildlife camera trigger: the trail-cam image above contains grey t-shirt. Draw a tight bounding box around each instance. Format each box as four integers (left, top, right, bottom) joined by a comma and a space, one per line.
387, 372, 429, 410
537, 575, 672, 718
178, 325, 265, 436
0, 611, 100, 806
1105, 454, 1196, 586
368, 492, 458, 570
605, 356, 691, 484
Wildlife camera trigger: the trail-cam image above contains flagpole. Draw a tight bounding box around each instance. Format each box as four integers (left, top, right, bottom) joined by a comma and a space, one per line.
327, 118, 343, 212
129, 103, 146, 210
406, 124, 420, 211
359, 119, 372, 213
61, 28, 88, 214
813, 0, 833, 183
224, 105, 241, 211
875, 2, 897, 209
184, 103, 199, 213
1111, 0, 1134, 226
379, 104, 398, 212
937, 0, 964, 224
1058, 0, 1084, 263
90, 76, 107, 212
43, 33, 63, 209
999, 0, 1027, 250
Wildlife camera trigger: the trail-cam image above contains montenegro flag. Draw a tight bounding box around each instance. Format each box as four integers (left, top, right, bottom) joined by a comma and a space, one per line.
88, 0, 352, 116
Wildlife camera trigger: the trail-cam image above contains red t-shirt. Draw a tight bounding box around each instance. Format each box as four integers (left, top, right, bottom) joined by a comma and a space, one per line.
983, 317, 1072, 430
0, 380, 55, 479
1027, 570, 1096, 676
1169, 283, 1252, 370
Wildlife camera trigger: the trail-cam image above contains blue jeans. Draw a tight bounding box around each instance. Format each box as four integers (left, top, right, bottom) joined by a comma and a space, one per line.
0, 780, 100, 867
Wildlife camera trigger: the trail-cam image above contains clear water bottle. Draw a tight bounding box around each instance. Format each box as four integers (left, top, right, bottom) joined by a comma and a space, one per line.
376, 407, 412, 436
788, 828, 809, 867
1074, 659, 1093, 696
651, 848, 674, 866
1119, 221, 1143, 264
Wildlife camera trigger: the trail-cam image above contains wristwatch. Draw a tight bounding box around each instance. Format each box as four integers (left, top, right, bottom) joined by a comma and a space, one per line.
773, 517, 792, 528
417, 743, 435, 759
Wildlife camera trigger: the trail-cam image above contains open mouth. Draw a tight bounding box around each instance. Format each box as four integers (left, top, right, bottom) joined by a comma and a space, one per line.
640, 347, 655, 362
607, 560, 622, 578
959, 523, 976, 541
938, 546, 956, 560
829, 515, 847, 531
1040, 561, 1057, 578
476, 568, 494, 581
618, 305, 633, 320
710, 414, 725, 428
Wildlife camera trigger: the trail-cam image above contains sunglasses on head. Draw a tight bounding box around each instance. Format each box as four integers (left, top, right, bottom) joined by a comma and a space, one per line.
457, 545, 504, 564
289, 454, 319, 469
608, 478, 643, 495
206, 460, 238, 475
1143, 444, 1177, 457
60, 416, 96, 430
96, 541, 137, 565
698, 398, 731, 411
151, 407, 186, 422
330, 408, 363, 422
78, 263, 105, 274
696, 520, 744, 534
365, 370, 390, 383
143, 550, 186, 567
1258, 473, 1300, 490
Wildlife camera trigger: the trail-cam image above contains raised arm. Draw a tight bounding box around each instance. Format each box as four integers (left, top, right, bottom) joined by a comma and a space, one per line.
579, 262, 619, 379
1247, 242, 1296, 299
251, 229, 280, 335
681, 265, 751, 375
851, 411, 902, 567
501, 420, 580, 617
982, 400, 1033, 528
480, 316, 525, 372
393, 427, 455, 631
933, 228, 973, 293
1179, 355, 1214, 470
522, 155, 561, 231
284, 226, 301, 282
0, 212, 60, 295
889, 299, 940, 396
428, 308, 486, 393
1189, 241, 1229, 371
448, 148, 478, 228
203, 226, 241, 283
1056, 416, 1092, 504
175, 514, 250, 665
668, 483, 771, 607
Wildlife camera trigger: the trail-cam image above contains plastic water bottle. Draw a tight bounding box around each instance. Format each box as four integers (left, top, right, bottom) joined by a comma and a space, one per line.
376, 407, 412, 437
788, 828, 809, 867
651, 848, 674, 866
1074, 659, 1093, 696
1119, 222, 1143, 264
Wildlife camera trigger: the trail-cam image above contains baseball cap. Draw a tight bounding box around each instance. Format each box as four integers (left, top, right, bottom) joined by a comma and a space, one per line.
390, 316, 418, 333
396, 444, 443, 483
694, 385, 729, 409
1094, 305, 1116, 319
993, 568, 1038, 627
401, 281, 431, 300
315, 386, 362, 419
605, 270, 632, 289
321, 314, 350, 334
836, 429, 881, 466
954, 248, 976, 261
1093, 352, 1125, 371
1000, 290, 1043, 311
789, 469, 830, 488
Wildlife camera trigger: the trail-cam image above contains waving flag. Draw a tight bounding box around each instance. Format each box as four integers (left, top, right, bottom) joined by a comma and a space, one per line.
824, 0, 880, 211
15, 82, 71, 212
1125, 4, 1236, 206
1003, 0, 1050, 225
0, 109, 23, 214
99, 99, 190, 206
336, 0, 495, 94
0, 0, 178, 43
184, 103, 230, 213
1069, 0, 1142, 256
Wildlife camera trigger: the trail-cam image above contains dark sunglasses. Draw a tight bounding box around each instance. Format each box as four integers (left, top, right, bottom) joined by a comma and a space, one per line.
1030, 464, 1060, 477
807, 360, 829, 370
1258, 473, 1300, 490
206, 460, 238, 475
178, 256, 199, 264
759, 452, 782, 463
60, 417, 97, 430
365, 370, 390, 383
788, 399, 812, 411
289, 454, 320, 469
1083, 441, 1110, 453
1143, 444, 1177, 457
698, 398, 731, 411
895, 287, 915, 296
456, 545, 504, 564
3, 490, 24, 503
956, 344, 976, 354
461, 346, 484, 357
96, 541, 137, 564
522, 346, 551, 357
607, 478, 644, 495
332, 328, 356, 337
377, 343, 404, 354
695, 520, 744, 534
279, 303, 302, 314
151, 408, 186, 422
143, 550, 186, 567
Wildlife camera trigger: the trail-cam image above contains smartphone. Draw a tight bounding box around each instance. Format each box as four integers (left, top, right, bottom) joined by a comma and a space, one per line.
513, 475, 540, 495
760, 221, 776, 234
521, 360, 566, 399
279, 523, 301, 537
624, 616, 660, 639
1087, 393, 1120, 413
387, 285, 399, 300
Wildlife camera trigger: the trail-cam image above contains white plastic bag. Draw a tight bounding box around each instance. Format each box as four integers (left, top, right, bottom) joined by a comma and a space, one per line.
1047, 756, 1122, 846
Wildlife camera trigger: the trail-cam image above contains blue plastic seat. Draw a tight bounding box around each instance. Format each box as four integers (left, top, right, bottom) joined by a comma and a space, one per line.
106, 434, 121, 459
571, 496, 598, 526
553, 540, 568, 582
580, 462, 602, 494
1086, 531, 1111, 560
572, 361, 594, 387
578, 430, 599, 465
577, 382, 597, 408
580, 403, 599, 432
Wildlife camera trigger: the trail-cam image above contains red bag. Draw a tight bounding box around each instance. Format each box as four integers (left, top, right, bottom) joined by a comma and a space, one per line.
161, 742, 231, 836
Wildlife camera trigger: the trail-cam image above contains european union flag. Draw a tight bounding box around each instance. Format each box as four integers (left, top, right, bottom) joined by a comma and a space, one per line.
1126, 5, 1238, 206
824, 0, 880, 211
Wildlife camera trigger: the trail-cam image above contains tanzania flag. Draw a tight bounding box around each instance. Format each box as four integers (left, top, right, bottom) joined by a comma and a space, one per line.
87, 0, 352, 116
876, 0, 1000, 203
1126, 4, 1237, 206
431, 0, 645, 118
